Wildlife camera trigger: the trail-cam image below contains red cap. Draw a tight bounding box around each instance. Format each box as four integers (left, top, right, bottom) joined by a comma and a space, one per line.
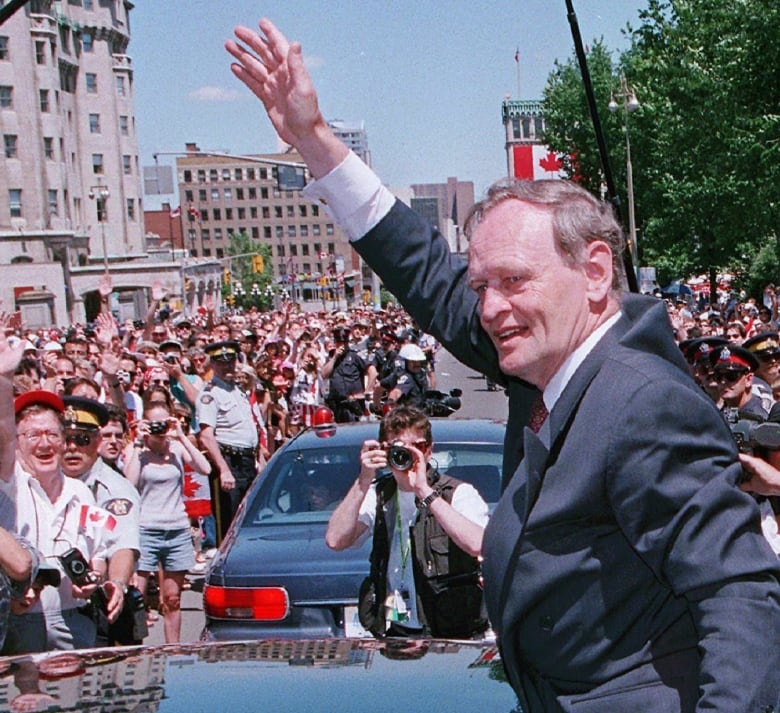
14, 389, 65, 416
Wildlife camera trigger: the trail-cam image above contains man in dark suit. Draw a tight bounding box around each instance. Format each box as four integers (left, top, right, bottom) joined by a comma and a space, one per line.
226, 19, 780, 711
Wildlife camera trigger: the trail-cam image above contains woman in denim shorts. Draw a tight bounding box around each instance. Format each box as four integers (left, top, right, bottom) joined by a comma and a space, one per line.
124, 401, 211, 643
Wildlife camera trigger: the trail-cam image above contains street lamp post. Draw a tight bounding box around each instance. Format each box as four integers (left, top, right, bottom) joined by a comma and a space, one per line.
608, 73, 640, 274
87, 179, 110, 272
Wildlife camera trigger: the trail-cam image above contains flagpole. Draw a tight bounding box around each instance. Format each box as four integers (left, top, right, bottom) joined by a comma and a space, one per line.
515, 47, 521, 98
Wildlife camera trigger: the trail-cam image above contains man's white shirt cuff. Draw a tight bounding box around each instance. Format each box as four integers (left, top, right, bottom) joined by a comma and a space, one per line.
301, 151, 396, 242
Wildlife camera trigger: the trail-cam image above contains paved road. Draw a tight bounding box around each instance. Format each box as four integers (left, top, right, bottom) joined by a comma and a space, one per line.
146, 349, 507, 645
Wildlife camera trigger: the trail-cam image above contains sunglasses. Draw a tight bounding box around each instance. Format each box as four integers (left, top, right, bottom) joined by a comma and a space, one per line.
714, 370, 748, 384
65, 431, 95, 446
757, 352, 780, 363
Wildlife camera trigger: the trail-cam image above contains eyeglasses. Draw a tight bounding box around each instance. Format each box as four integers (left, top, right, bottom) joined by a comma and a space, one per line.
757, 352, 780, 364
65, 431, 95, 446
389, 439, 430, 451
151, 379, 170, 386
714, 370, 748, 384
18, 430, 63, 445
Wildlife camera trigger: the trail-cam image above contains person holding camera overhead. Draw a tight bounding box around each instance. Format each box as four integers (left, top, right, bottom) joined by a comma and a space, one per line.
326, 405, 489, 639
123, 395, 210, 644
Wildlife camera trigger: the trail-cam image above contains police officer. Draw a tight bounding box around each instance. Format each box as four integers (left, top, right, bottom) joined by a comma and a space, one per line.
323, 327, 368, 422
383, 344, 429, 409
61, 396, 141, 644
196, 341, 258, 540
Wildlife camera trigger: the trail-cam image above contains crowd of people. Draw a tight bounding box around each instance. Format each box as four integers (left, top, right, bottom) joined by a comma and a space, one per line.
0, 292, 441, 655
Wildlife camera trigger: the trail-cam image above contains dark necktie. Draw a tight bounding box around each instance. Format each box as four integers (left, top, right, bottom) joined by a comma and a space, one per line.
528, 392, 548, 434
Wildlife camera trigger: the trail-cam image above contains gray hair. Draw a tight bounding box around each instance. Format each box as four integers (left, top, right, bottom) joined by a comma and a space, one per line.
464, 179, 626, 290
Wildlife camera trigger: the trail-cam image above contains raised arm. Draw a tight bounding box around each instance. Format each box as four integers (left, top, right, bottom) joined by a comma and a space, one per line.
0, 313, 24, 482
225, 18, 348, 178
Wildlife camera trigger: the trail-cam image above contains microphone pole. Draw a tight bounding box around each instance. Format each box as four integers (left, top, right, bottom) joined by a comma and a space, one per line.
564, 0, 638, 292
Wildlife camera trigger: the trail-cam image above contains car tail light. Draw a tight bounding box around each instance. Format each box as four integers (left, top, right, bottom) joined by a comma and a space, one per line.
203, 585, 290, 620
312, 405, 337, 438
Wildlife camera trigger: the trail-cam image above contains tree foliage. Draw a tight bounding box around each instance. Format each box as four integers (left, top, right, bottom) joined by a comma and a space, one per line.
223, 231, 274, 310
541, 0, 780, 292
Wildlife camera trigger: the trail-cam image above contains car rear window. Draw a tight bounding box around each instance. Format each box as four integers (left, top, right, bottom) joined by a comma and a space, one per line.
244, 443, 503, 526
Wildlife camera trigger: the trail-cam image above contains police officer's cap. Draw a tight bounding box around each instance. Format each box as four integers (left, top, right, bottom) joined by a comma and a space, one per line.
204, 340, 240, 361
743, 332, 780, 358
679, 336, 727, 365
710, 344, 759, 373
62, 396, 109, 430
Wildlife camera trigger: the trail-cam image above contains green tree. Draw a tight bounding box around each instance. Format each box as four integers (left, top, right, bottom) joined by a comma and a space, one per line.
223, 231, 274, 310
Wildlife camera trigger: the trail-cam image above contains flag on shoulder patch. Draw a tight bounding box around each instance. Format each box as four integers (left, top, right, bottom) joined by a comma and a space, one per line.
79, 504, 117, 531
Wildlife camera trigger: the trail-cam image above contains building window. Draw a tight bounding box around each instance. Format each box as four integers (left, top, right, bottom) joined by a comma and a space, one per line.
201, 248, 209, 257
260, 168, 268, 180
298, 205, 307, 217
312, 205, 320, 217
275, 226, 283, 238
201, 229, 210, 241
200, 209, 208, 221
214, 228, 223, 240
260, 187, 268, 199
209, 169, 218, 181
236, 187, 244, 200
197, 169, 206, 182
277, 245, 285, 257
48, 189, 58, 215
247, 168, 255, 180
43, 137, 54, 160
119, 115, 129, 135
326, 224, 334, 235
198, 189, 207, 202
85, 73, 97, 93
225, 208, 233, 220
262, 207, 270, 219
89, 113, 100, 133
250, 206, 257, 219
0, 37, 8, 61
264, 226, 271, 238
248, 187, 256, 200
302, 244, 310, 256
290, 244, 298, 257
286, 205, 295, 218
237, 207, 245, 219
39, 89, 49, 112
300, 225, 308, 237
82, 32, 93, 52
9, 189, 22, 218
59, 25, 70, 53
251, 226, 259, 239
312, 224, 321, 236
4, 134, 17, 158
222, 169, 230, 180
127, 198, 135, 221
223, 188, 232, 201
0, 86, 12, 109
274, 206, 282, 218
92, 154, 104, 174
216, 248, 224, 258
213, 208, 221, 221
122, 155, 131, 175
328, 242, 335, 254
302, 262, 311, 273
287, 225, 296, 237
184, 190, 193, 203
116, 76, 126, 96
84, 0, 94, 9
234, 168, 243, 180
35, 40, 46, 65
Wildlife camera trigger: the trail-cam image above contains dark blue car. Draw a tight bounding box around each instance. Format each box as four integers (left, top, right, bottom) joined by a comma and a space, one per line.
202, 418, 505, 641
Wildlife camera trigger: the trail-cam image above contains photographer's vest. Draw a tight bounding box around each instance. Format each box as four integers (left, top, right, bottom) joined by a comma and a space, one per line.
358, 471, 487, 639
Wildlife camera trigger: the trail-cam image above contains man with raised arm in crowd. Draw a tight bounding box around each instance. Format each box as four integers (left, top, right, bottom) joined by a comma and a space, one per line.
226, 20, 780, 711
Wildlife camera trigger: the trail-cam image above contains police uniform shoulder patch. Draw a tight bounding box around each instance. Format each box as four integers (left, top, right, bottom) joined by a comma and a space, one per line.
397, 374, 410, 385
104, 498, 133, 516
200, 393, 214, 404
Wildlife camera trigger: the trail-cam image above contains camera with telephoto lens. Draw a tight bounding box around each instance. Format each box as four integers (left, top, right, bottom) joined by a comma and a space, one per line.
59, 547, 98, 586
148, 420, 169, 435
387, 443, 414, 472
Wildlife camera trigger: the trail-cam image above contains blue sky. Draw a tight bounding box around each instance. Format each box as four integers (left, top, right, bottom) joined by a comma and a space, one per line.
131, 1, 646, 208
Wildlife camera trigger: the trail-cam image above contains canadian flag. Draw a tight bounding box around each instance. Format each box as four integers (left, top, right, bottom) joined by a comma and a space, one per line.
79, 504, 117, 531
512, 145, 565, 180
182, 466, 212, 519
318, 251, 330, 260
169, 206, 181, 219
187, 205, 200, 221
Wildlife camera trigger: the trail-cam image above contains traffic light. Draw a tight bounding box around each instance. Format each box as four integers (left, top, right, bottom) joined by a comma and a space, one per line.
252, 254, 264, 273
226, 294, 235, 307
223, 268, 231, 285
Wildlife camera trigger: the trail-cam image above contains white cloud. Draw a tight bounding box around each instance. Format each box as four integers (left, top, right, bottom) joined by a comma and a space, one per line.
304, 54, 325, 70
188, 86, 244, 103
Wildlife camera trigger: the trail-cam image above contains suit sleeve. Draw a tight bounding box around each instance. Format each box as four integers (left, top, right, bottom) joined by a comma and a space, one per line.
606, 375, 780, 711
353, 200, 504, 383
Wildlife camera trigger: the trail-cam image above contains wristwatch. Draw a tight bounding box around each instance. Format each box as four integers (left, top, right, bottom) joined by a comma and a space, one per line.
418, 490, 440, 509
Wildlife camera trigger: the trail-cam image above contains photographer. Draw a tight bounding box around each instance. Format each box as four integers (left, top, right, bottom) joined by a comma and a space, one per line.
326, 406, 488, 639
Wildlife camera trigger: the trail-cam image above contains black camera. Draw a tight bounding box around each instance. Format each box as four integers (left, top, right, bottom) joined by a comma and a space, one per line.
163, 354, 178, 364
59, 547, 98, 586
723, 408, 780, 455
148, 420, 169, 435
133, 319, 144, 330
387, 444, 414, 472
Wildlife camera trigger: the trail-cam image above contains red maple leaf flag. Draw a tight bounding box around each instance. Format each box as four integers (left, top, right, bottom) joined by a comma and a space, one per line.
182, 466, 212, 518
79, 504, 117, 531
169, 206, 181, 219
182, 472, 201, 498
187, 205, 200, 221
539, 151, 564, 174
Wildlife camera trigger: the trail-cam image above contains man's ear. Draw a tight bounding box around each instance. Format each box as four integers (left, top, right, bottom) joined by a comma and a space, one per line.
583, 240, 614, 303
